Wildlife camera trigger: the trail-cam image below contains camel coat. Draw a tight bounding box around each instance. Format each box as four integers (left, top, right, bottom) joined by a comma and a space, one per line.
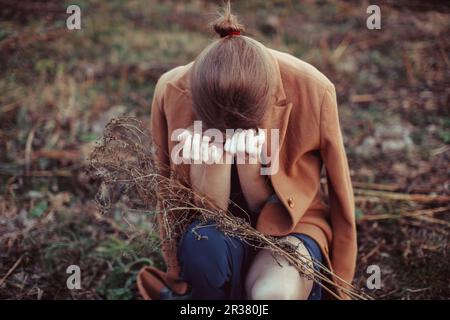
137, 48, 357, 300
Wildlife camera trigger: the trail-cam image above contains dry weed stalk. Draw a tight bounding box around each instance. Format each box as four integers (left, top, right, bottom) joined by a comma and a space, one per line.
88, 116, 372, 300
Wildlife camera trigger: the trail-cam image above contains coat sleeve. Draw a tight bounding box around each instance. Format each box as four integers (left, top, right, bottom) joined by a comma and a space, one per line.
150, 77, 180, 272
148, 74, 190, 295
320, 84, 357, 286
151, 79, 169, 178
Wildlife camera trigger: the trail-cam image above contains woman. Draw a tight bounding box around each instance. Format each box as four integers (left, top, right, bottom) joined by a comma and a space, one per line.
137, 3, 356, 300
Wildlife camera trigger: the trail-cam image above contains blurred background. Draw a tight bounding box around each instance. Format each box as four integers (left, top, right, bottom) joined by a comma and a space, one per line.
0, 0, 449, 299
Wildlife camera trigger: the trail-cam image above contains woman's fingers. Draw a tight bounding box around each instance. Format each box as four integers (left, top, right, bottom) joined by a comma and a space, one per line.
191, 133, 201, 162
245, 129, 255, 155
201, 136, 210, 162
227, 129, 248, 156
224, 136, 231, 153
181, 132, 223, 164
177, 130, 191, 142
182, 133, 192, 161
210, 145, 219, 163
236, 130, 247, 155
229, 130, 240, 155
257, 129, 266, 146
247, 130, 260, 164
257, 129, 266, 160
235, 130, 248, 164
223, 129, 265, 160
179, 128, 265, 163
180, 130, 215, 164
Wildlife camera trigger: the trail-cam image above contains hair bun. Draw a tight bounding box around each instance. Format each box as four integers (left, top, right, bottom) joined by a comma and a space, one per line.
212, 1, 244, 38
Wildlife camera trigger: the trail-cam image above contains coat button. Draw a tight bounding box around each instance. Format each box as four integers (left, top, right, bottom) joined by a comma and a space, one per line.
287, 197, 294, 208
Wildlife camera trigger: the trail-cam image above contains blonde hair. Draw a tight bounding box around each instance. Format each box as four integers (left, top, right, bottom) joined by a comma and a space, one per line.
190, 1, 276, 131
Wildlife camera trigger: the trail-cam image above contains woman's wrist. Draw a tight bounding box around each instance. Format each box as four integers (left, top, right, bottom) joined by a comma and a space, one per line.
190, 154, 232, 211
236, 162, 273, 212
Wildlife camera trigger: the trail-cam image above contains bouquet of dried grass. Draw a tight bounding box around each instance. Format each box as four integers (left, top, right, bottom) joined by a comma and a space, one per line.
88, 116, 372, 300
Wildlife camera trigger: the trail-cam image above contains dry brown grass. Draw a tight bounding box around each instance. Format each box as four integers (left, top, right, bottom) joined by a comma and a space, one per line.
88, 116, 373, 300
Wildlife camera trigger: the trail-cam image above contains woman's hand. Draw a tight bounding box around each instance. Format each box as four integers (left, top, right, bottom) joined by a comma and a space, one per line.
225, 129, 274, 212
177, 129, 231, 211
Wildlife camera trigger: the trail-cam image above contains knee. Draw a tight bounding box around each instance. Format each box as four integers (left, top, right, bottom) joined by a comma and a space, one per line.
178, 221, 231, 276
179, 222, 227, 255
248, 280, 298, 300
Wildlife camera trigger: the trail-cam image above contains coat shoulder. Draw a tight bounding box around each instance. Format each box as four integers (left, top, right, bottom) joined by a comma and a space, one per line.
151, 63, 193, 116
154, 63, 193, 96
269, 48, 334, 92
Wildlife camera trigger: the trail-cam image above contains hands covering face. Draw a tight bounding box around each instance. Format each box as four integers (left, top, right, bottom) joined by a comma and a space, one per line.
176, 128, 266, 164
224, 129, 266, 162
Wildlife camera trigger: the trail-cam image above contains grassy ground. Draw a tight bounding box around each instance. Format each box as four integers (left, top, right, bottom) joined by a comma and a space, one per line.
1, 0, 449, 299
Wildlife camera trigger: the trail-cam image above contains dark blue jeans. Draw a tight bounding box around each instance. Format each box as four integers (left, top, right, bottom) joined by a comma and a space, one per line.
177, 220, 322, 300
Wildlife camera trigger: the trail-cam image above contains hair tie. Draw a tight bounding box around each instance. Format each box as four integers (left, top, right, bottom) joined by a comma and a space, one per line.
221, 30, 241, 37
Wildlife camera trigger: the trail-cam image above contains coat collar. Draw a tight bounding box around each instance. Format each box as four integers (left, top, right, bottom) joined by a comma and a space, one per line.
164, 48, 293, 157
